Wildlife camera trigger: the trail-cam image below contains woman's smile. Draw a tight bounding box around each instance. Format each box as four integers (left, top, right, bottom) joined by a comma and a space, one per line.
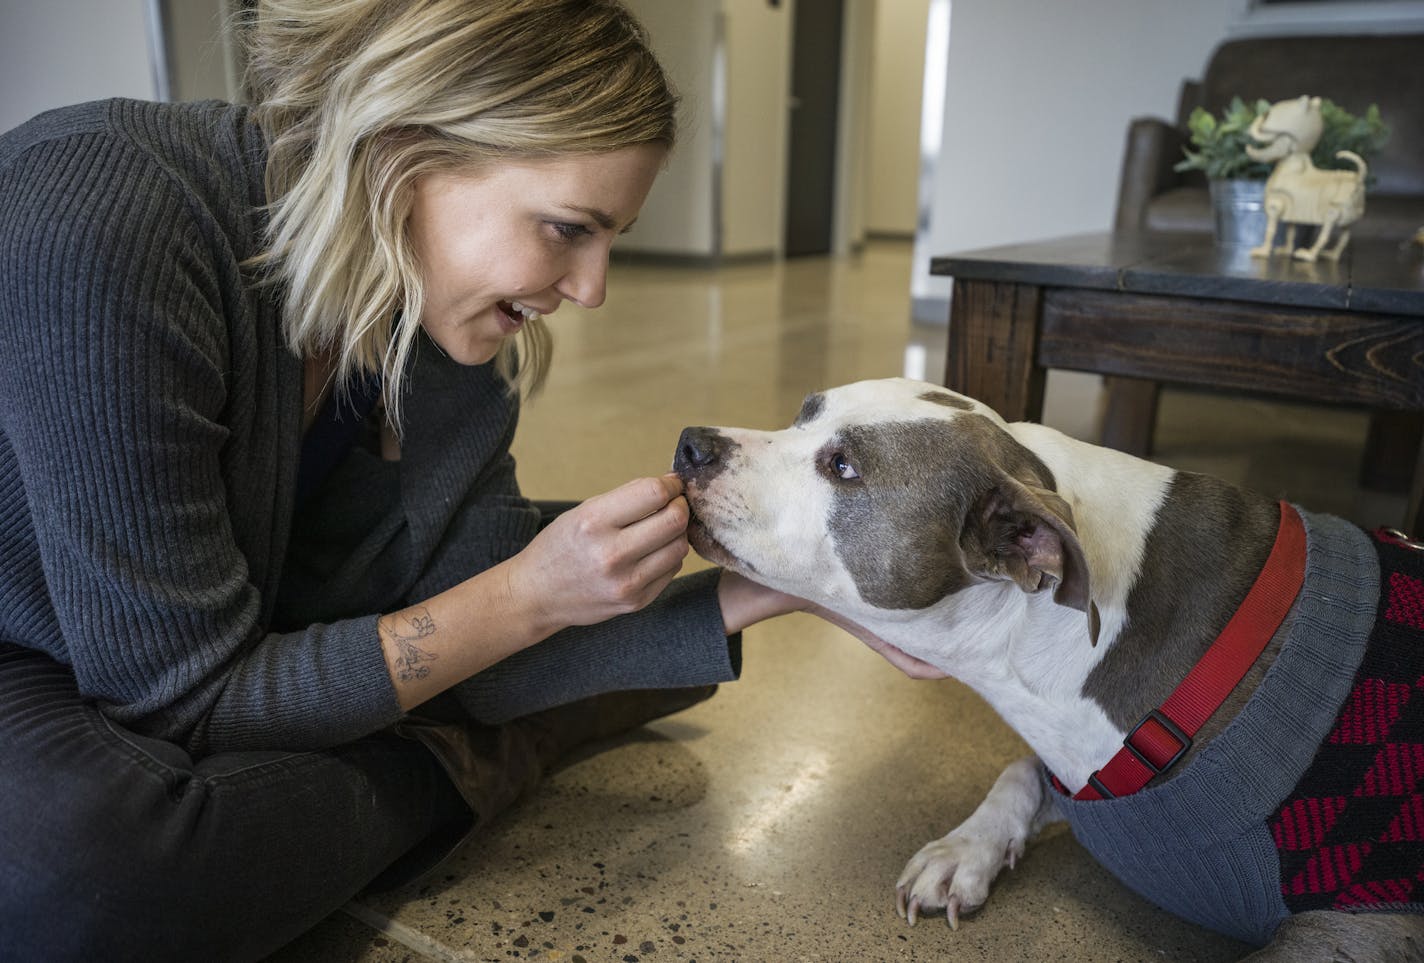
494, 299, 542, 335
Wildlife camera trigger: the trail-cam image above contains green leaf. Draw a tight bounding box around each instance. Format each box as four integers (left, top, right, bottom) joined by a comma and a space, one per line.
1175, 95, 1390, 186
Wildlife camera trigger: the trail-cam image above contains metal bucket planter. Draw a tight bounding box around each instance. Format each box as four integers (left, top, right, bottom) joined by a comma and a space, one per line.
1210, 178, 1267, 248
1208, 178, 1303, 251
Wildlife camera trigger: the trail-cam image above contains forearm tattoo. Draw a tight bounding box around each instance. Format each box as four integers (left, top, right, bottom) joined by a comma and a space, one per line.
381, 607, 439, 683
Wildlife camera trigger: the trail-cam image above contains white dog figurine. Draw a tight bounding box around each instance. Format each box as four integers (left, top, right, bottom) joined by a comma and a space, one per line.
1246, 95, 1367, 263
674, 378, 1424, 962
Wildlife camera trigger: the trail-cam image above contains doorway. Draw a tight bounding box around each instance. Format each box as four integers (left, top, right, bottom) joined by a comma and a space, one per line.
782, 0, 845, 257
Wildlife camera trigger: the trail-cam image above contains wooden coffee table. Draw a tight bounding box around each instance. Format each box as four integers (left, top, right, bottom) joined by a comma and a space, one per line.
931, 231, 1424, 532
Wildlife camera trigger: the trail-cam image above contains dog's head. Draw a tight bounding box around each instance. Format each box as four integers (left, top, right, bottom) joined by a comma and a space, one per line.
673, 378, 1092, 630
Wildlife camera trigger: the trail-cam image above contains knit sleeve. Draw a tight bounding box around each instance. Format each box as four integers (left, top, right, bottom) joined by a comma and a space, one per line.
449, 566, 743, 725
0, 117, 401, 755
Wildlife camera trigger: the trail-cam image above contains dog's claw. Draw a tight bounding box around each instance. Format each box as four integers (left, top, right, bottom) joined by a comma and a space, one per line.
895, 886, 906, 920
907, 896, 921, 927
946, 894, 961, 931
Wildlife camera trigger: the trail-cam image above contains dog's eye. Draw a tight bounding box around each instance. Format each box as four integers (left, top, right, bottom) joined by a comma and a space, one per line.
829, 452, 859, 480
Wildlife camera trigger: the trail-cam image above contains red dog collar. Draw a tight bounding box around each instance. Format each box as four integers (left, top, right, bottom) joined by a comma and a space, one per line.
1059, 501, 1307, 801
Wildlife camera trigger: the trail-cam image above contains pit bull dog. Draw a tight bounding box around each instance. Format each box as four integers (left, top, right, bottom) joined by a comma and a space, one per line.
673, 378, 1424, 962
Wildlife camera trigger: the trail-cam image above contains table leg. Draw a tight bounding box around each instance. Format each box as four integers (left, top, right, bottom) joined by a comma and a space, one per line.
944, 279, 1046, 422
1101, 377, 1161, 456
1360, 410, 1423, 493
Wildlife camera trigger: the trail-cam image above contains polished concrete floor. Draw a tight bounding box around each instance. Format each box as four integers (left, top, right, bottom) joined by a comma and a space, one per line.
268, 240, 1405, 963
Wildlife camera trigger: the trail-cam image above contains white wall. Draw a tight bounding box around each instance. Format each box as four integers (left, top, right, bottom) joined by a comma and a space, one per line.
721, 0, 794, 257
866, 0, 930, 236
902, 0, 1240, 439
910, 0, 1239, 318
0, 0, 155, 133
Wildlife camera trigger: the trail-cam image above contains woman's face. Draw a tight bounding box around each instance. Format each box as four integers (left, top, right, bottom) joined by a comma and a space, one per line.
407, 143, 667, 365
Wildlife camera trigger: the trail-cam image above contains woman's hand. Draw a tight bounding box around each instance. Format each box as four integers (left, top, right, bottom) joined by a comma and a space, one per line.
716, 570, 807, 634
717, 571, 948, 680
508, 474, 691, 633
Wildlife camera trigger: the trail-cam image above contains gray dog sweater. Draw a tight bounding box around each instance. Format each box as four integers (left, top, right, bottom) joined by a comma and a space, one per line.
1048, 507, 1424, 945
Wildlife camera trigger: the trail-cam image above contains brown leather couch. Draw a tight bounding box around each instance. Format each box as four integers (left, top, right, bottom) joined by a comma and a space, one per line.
1114, 33, 1424, 242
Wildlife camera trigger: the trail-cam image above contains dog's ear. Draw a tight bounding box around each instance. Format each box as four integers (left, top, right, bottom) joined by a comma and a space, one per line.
961, 477, 1095, 635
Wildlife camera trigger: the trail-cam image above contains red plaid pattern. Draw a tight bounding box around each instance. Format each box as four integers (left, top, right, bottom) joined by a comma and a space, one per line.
1270, 535, 1424, 913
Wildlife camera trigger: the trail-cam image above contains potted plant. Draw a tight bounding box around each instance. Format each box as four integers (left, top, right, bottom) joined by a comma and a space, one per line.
1174, 96, 1390, 247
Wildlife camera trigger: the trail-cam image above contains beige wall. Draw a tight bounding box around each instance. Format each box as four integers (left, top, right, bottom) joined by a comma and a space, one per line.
833, 0, 876, 253
619, 0, 721, 257
621, 0, 797, 259
865, 0, 930, 237
615, 0, 936, 258
720, 0, 793, 257
622, 0, 910, 260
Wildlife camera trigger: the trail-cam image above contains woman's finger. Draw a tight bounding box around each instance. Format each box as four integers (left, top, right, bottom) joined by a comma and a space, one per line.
633, 532, 689, 585
630, 558, 683, 610
611, 535, 687, 607
616, 493, 689, 557
591, 475, 684, 530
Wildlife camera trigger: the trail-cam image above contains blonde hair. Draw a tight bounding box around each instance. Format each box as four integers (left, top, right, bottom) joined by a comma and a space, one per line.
242, 0, 677, 424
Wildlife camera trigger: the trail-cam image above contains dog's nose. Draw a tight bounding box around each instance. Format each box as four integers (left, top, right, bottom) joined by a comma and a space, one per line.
674, 427, 722, 474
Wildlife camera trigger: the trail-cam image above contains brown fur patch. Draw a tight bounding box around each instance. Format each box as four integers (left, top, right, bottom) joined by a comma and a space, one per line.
794, 392, 825, 426
827, 415, 1064, 610
1081, 472, 1281, 772
917, 390, 974, 411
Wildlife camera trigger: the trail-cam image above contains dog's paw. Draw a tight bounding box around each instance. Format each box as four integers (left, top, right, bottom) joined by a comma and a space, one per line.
894, 826, 1024, 930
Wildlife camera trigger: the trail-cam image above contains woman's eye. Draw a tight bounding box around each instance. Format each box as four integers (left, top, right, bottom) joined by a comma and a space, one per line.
829, 452, 859, 480
550, 222, 592, 242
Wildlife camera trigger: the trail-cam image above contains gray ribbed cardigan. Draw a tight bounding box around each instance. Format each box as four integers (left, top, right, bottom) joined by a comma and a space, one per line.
0, 98, 738, 758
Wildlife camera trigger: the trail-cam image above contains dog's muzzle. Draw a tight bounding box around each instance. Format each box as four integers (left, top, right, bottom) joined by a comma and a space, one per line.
672, 426, 747, 571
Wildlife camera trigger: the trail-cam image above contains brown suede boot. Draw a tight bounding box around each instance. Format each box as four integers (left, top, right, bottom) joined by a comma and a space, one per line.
397, 684, 718, 829
515, 683, 719, 773
394, 715, 543, 832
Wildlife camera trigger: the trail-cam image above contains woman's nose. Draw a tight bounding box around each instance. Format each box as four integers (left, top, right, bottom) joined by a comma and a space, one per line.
556, 247, 609, 309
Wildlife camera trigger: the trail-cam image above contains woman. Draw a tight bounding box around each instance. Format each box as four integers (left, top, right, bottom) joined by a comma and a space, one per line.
0, 1, 804, 958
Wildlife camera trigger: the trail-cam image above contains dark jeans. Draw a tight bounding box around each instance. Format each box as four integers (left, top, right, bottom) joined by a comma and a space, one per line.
0, 642, 471, 962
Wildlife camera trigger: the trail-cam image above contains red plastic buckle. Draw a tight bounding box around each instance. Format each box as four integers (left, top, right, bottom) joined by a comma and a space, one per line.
1124, 709, 1192, 776
1087, 773, 1115, 799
